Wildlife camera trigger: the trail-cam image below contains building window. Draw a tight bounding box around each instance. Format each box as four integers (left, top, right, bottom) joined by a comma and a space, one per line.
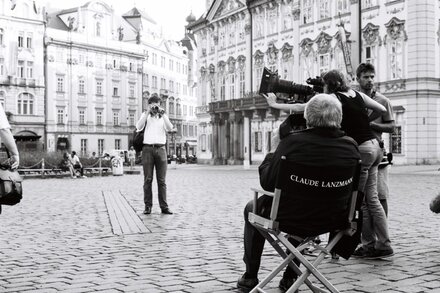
144, 74, 149, 87
169, 59, 174, 71
266, 131, 272, 152
98, 139, 104, 156
57, 76, 64, 92
129, 83, 135, 97
96, 110, 103, 125
17, 60, 25, 78
152, 53, 157, 65
336, 0, 350, 14
200, 134, 206, 151
229, 73, 235, 99
176, 103, 181, 115
17, 93, 34, 115
96, 80, 103, 95
113, 111, 120, 126
18, 35, 24, 47
254, 67, 263, 92
80, 139, 87, 156
26, 36, 32, 48
177, 62, 181, 73
79, 79, 85, 94
113, 86, 119, 97
390, 125, 402, 154
96, 22, 101, 37
189, 125, 194, 137
26, 61, 33, 78
115, 139, 121, 149
220, 76, 226, 101
302, 0, 313, 24
129, 111, 135, 126
388, 40, 403, 80
0, 92, 5, 109
365, 45, 377, 66
0, 29, 3, 46
129, 62, 134, 71
161, 56, 166, 68
79, 109, 85, 125
239, 71, 245, 98
319, 53, 330, 74
161, 78, 166, 89
57, 108, 64, 124
183, 124, 188, 136
0, 58, 4, 76
254, 131, 262, 152
152, 76, 158, 89
169, 101, 174, 114
319, 0, 330, 19
363, 0, 376, 8
169, 80, 174, 92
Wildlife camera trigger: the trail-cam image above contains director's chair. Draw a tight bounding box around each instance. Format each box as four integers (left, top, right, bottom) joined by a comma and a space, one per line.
248, 157, 362, 293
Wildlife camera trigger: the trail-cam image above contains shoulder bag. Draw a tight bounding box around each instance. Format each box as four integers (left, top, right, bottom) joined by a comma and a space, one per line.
0, 161, 23, 214
133, 121, 146, 153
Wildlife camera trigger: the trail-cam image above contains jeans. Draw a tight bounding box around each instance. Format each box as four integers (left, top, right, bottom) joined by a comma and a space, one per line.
243, 199, 300, 278
358, 139, 391, 250
142, 145, 169, 209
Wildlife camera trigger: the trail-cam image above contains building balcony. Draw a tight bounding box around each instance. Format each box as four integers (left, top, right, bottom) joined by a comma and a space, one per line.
208, 93, 267, 113
196, 105, 209, 114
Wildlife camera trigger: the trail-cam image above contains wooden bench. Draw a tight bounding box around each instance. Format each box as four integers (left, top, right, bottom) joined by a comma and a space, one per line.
18, 168, 66, 177
83, 167, 111, 175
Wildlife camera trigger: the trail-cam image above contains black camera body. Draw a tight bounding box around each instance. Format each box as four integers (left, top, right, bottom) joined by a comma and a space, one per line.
150, 105, 165, 117
259, 67, 324, 104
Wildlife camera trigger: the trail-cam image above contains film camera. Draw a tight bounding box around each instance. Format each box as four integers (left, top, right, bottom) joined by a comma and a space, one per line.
259, 67, 324, 103
150, 105, 165, 117
259, 67, 325, 138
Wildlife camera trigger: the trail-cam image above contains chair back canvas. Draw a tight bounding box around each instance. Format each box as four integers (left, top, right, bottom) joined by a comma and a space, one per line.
274, 158, 358, 236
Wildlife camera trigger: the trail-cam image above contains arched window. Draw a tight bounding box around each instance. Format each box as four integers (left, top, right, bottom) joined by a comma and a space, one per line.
17, 93, 34, 115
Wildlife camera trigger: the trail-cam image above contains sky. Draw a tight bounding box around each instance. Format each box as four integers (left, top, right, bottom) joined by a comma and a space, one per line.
43, 0, 207, 40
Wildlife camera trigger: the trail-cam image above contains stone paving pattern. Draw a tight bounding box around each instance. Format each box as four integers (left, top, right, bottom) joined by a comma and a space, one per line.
0, 164, 440, 292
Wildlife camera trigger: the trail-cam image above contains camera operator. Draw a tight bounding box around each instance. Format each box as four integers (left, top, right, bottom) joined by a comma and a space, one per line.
136, 93, 174, 215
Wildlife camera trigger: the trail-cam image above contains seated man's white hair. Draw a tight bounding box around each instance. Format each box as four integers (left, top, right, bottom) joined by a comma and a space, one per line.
304, 94, 342, 128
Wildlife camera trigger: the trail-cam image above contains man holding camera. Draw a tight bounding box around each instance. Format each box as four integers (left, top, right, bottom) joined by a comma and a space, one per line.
136, 93, 174, 215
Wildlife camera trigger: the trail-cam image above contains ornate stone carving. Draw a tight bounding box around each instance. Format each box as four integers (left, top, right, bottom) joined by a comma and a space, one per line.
315, 32, 332, 54
266, 43, 279, 65
237, 55, 246, 70
200, 66, 207, 76
299, 38, 314, 57
292, 9, 300, 21
385, 80, 406, 92
227, 57, 236, 73
253, 50, 265, 66
244, 23, 251, 34
362, 22, 381, 46
281, 42, 293, 60
384, 17, 407, 41
209, 64, 215, 74
48, 55, 54, 62
217, 61, 226, 74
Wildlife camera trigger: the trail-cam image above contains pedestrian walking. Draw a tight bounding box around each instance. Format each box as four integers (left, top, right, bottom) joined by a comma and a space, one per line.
135, 93, 174, 215
128, 146, 136, 170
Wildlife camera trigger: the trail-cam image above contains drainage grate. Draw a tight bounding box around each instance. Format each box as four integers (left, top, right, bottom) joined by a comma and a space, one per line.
103, 190, 150, 235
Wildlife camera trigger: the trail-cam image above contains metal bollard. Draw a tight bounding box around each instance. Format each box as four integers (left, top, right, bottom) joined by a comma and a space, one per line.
41, 158, 45, 179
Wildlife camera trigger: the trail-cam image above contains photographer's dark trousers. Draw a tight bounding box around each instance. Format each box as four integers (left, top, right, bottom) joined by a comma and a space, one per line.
243, 198, 300, 279
142, 144, 169, 209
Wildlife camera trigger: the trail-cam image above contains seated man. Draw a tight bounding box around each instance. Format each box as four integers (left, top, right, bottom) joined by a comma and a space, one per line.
237, 94, 361, 291
71, 151, 86, 178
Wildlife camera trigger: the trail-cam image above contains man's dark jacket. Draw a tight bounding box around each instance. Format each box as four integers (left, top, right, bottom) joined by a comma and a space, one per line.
258, 127, 361, 236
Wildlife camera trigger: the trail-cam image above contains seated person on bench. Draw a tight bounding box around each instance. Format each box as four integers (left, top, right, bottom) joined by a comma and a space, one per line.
237, 94, 361, 291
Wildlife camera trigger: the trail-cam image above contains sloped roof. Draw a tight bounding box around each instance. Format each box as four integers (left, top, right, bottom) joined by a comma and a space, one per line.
122, 7, 157, 25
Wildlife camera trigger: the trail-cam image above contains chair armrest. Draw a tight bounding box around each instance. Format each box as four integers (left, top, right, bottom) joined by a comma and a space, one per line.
250, 188, 275, 214
250, 188, 275, 197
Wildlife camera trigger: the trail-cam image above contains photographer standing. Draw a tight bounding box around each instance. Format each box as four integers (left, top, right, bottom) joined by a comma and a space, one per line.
136, 93, 174, 215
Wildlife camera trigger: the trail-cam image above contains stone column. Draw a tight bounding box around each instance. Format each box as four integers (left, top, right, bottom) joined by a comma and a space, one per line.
211, 114, 220, 160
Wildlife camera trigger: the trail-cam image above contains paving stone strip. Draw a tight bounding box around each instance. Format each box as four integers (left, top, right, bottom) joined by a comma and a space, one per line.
102, 190, 150, 235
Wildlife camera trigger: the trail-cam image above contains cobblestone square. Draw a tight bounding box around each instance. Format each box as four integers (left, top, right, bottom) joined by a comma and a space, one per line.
1, 164, 439, 292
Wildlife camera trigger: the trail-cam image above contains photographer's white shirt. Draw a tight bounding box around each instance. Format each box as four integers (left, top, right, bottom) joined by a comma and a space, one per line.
136, 112, 173, 145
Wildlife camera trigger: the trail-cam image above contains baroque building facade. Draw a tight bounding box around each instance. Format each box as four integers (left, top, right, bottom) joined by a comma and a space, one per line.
0, 0, 45, 152
45, 1, 198, 158
189, 0, 440, 165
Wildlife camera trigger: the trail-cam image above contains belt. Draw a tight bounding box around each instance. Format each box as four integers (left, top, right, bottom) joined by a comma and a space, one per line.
144, 144, 165, 148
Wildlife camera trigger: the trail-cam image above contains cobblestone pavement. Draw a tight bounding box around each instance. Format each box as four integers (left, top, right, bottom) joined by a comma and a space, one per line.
0, 164, 439, 293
